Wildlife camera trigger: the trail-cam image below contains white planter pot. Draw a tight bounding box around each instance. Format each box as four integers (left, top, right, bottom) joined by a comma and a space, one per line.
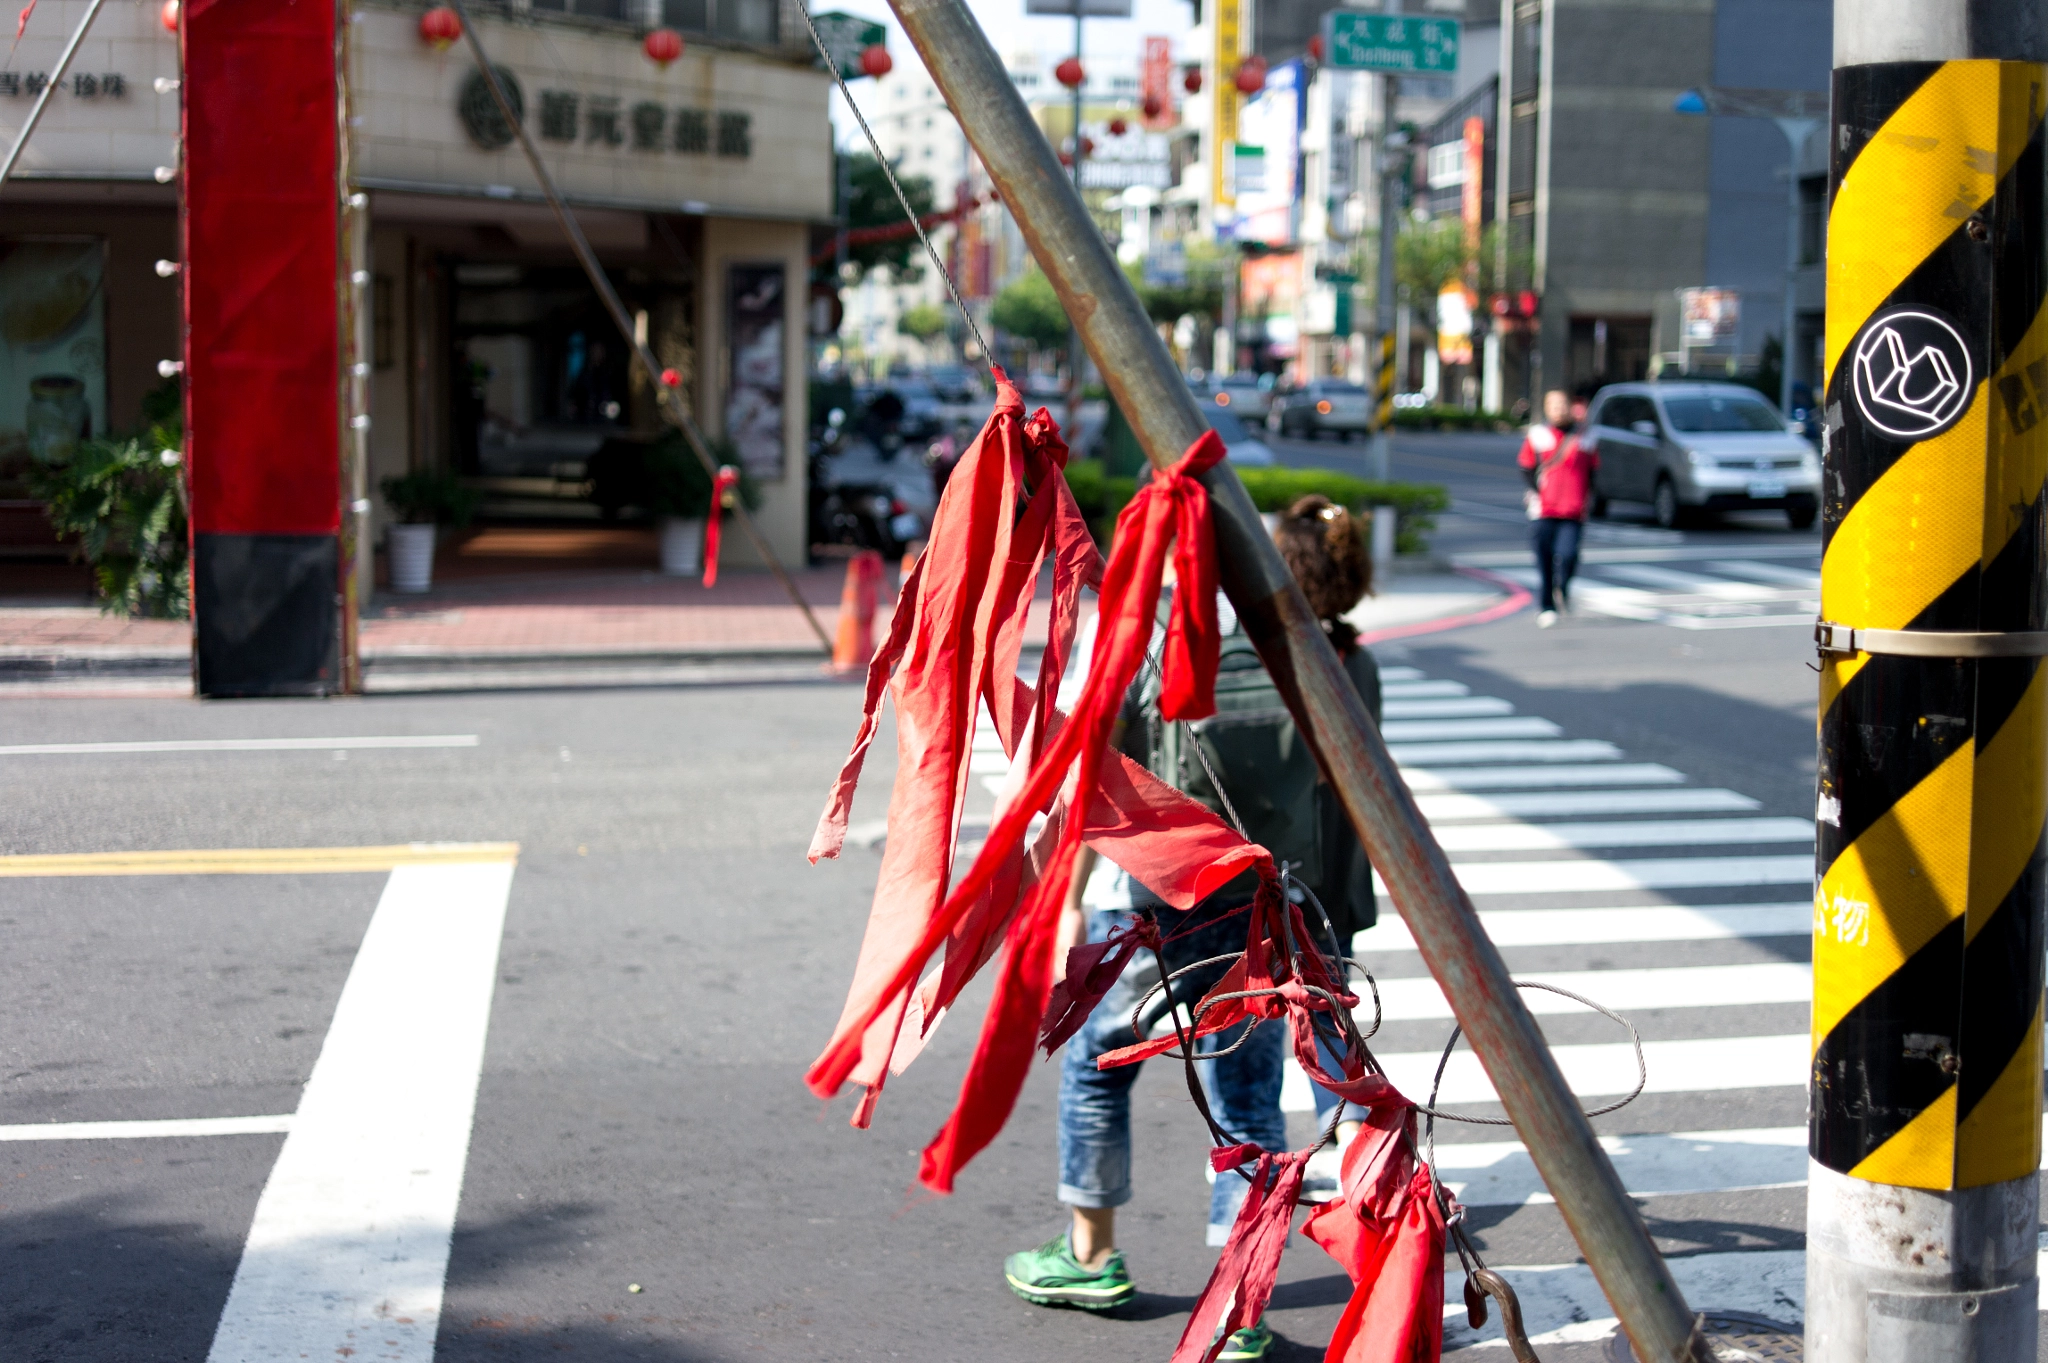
659, 516, 705, 576
388, 522, 437, 593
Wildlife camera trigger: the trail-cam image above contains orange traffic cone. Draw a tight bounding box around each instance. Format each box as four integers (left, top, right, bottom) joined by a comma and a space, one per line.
832, 549, 883, 671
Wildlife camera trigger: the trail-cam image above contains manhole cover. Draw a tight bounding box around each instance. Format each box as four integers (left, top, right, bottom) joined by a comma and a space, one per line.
1605, 1310, 1802, 1363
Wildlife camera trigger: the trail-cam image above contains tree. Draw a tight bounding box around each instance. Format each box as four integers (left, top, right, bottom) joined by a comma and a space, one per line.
896, 301, 949, 342
1126, 238, 1230, 325
990, 269, 1071, 353
835, 151, 937, 283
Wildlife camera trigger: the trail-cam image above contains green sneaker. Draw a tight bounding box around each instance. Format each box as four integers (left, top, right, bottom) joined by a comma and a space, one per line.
1002, 1234, 1135, 1310
1218, 1321, 1274, 1360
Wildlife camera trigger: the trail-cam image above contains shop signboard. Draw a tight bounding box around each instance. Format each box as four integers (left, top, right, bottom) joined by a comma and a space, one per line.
1140, 37, 1175, 131
1320, 12, 1460, 74
1232, 59, 1300, 246
1438, 281, 1475, 366
1680, 287, 1741, 343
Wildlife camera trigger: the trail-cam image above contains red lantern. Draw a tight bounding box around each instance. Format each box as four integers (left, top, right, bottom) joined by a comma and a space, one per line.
1058, 150, 1074, 167
1234, 55, 1267, 95
1307, 34, 1324, 62
1182, 67, 1202, 94
1055, 56, 1085, 89
1108, 116, 1128, 137
859, 43, 893, 78
1141, 92, 1164, 120
660, 368, 682, 388
643, 27, 684, 66
159, 0, 178, 34
418, 6, 462, 50
1079, 135, 1095, 157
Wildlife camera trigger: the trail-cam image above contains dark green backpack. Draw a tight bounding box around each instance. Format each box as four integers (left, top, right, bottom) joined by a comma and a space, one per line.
1130, 619, 1375, 935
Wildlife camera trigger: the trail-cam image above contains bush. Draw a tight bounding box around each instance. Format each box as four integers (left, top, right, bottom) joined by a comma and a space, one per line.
380, 469, 482, 527
28, 430, 188, 618
1390, 405, 1514, 432
1059, 460, 1448, 557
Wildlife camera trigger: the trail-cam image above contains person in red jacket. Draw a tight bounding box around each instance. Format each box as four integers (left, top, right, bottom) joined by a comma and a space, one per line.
1517, 389, 1599, 627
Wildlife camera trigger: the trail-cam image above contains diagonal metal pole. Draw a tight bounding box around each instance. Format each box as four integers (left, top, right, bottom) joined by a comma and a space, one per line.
882, 0, 1708, 1359
448, 0, 832, 653
0, 0, 112, 192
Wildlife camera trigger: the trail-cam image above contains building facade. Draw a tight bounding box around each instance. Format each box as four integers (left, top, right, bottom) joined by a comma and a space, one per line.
1, 0, 831, 574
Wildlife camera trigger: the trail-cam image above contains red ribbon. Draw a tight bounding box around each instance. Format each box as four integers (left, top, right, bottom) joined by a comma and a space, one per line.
1171, 1143, 1312, 1363
702, 464, 740, 588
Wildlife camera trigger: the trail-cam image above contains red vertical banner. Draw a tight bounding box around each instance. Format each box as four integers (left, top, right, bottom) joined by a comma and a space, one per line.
182, 0, 343, 695
1461, 115, 1485, 254
1141, 36, 1174, 130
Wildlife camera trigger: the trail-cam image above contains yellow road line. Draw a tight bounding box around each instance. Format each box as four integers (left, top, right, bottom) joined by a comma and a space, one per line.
0, 843, 521, 877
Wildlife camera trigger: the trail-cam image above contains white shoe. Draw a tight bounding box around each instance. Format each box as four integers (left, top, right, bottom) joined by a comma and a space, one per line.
1537, 610, 1558, 628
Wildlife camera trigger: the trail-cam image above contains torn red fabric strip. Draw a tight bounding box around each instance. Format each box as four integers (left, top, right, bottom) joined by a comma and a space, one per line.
1170, 1143, 1312, 1363
700, 464, 740, 588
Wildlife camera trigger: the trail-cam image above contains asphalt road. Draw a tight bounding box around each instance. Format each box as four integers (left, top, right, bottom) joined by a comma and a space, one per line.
0, 427, 1985, 1361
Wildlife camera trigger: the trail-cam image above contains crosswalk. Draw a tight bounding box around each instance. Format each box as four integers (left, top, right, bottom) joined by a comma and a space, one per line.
1457, 543, 1820, 629
1291, 662, 1825, 1350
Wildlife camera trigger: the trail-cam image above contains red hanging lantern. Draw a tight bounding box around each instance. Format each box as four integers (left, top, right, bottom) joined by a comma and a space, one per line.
860, 43, 893, 78
1055, 56, 1085, 89
418, 6, 462, 50
1306, 34, 1324, 62
1108, 116, 1128, 137
1182, 67, 1202, 94
1079, 135, 1096, 157
1234, 55, 1267, 95
643, 27, 684, 66
660, 368, 683, 388
159, 0, 178, 34
1140, 92, 1165, 121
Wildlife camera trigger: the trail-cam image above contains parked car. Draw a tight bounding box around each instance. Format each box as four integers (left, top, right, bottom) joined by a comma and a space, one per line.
1267, 379, 1373, 440
1205, 406, 1276, 466
1190, 373, 1273, 419
924, 365, 983, 404
1583, 381, 1819, 529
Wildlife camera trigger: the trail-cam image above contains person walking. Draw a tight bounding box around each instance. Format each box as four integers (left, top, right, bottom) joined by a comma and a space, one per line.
1001, 496, 1383, 1361
1518, 388, 1598, 627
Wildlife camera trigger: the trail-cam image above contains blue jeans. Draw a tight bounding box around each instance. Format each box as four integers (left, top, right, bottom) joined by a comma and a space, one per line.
1058, 903, 1288, 1246
1532, 517, 1583, 613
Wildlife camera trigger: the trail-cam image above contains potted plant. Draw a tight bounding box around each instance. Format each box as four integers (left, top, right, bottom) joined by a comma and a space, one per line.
642, 432, 756, 576
379, 469, 480, 593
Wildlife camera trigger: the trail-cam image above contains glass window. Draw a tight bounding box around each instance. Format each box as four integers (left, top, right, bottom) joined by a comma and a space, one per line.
1661, 393, 1785, 433
716, 0, 777, 44
1601, 396, 1654, 429
662, 0, 709, 31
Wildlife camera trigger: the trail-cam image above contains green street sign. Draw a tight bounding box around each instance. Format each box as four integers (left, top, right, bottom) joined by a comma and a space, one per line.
1321, 12, 1460, 74
811, 12, 887, 80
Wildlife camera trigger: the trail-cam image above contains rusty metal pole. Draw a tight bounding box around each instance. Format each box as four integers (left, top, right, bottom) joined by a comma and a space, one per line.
883, 0, 1705, 1358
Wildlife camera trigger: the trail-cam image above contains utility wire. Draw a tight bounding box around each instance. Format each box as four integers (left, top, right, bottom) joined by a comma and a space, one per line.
794, 1, 995, 378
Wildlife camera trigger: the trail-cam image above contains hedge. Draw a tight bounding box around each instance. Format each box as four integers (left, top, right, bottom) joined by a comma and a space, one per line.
1061, 461, 1449, 557
1390, 405, 1515, 431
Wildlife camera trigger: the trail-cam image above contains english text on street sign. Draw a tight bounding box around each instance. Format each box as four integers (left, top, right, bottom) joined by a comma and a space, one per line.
1023, 0, 1134, 17
1320, 12, 1460, 75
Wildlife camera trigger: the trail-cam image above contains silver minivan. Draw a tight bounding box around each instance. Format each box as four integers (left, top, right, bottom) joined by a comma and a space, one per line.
1583, 382, 1820, 529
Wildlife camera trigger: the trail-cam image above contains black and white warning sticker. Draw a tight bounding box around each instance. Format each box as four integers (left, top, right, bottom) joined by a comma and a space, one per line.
1849, 305, 1976, 441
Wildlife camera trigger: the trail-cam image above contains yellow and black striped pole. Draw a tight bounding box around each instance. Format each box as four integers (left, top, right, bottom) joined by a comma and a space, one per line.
1809, 45, 2048, 1363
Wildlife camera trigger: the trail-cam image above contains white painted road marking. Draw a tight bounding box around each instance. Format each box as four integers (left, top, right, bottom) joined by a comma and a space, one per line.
1381, 716, 1563, 742
1366, 901, 1811, 949
1441, 1249, 1807, 1352
1431, 816, 1812, 853
0, 736, 479, 756
1380, 679, 1471, 699
1381, 696, 1517, 719
1413, 787, 1761, 821
1399, 762, 1683, 790
0, 1114, 294, 1141
1390, 739, 1624, 766
1370, 961, 1811, 1022
206, 859, 516, 1363
1384, 853, 1813, 897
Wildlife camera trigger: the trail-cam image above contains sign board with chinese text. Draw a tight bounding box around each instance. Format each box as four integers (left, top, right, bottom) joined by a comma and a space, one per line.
1210, 0, 1244, 212
1320, 13, 1460, 75
1140, 36, 1175, 130
1023, 0, 1134, 17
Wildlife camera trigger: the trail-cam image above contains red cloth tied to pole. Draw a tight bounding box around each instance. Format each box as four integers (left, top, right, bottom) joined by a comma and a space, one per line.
1171, 1142, 1312, 1363
1299, 1097, 1447, 1363
701, 464, 741, 588
806, 419, 1246, 1194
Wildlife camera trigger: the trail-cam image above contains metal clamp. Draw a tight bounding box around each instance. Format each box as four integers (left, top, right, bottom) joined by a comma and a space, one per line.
1816, 619, 2048, 658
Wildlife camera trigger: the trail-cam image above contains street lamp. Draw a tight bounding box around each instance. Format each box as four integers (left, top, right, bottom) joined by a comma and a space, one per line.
1674, 85, 1826, 415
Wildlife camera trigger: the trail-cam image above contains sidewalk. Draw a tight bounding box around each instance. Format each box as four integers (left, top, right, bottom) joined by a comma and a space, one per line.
0, 551, 1515, 696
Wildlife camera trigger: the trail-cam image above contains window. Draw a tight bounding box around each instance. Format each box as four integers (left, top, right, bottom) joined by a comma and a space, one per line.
1662, 393, 1785, 433
662, 0, 709, 32
532, 0, 628, 18
715, 0, 777, 44
1426, 140, 1465, 188
1601, 396, 1657, 431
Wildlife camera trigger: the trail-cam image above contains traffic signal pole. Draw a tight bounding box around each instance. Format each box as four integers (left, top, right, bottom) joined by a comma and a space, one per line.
882, 0, 1709, 1357
1810, 5, 2048, 1360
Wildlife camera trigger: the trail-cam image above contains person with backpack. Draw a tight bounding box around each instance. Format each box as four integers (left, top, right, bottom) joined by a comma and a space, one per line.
1518, 388, 1598, 628
1000, 496, 1382, 1362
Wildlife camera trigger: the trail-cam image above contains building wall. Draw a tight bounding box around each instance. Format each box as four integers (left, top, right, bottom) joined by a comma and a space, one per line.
699, 216, 808, 565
